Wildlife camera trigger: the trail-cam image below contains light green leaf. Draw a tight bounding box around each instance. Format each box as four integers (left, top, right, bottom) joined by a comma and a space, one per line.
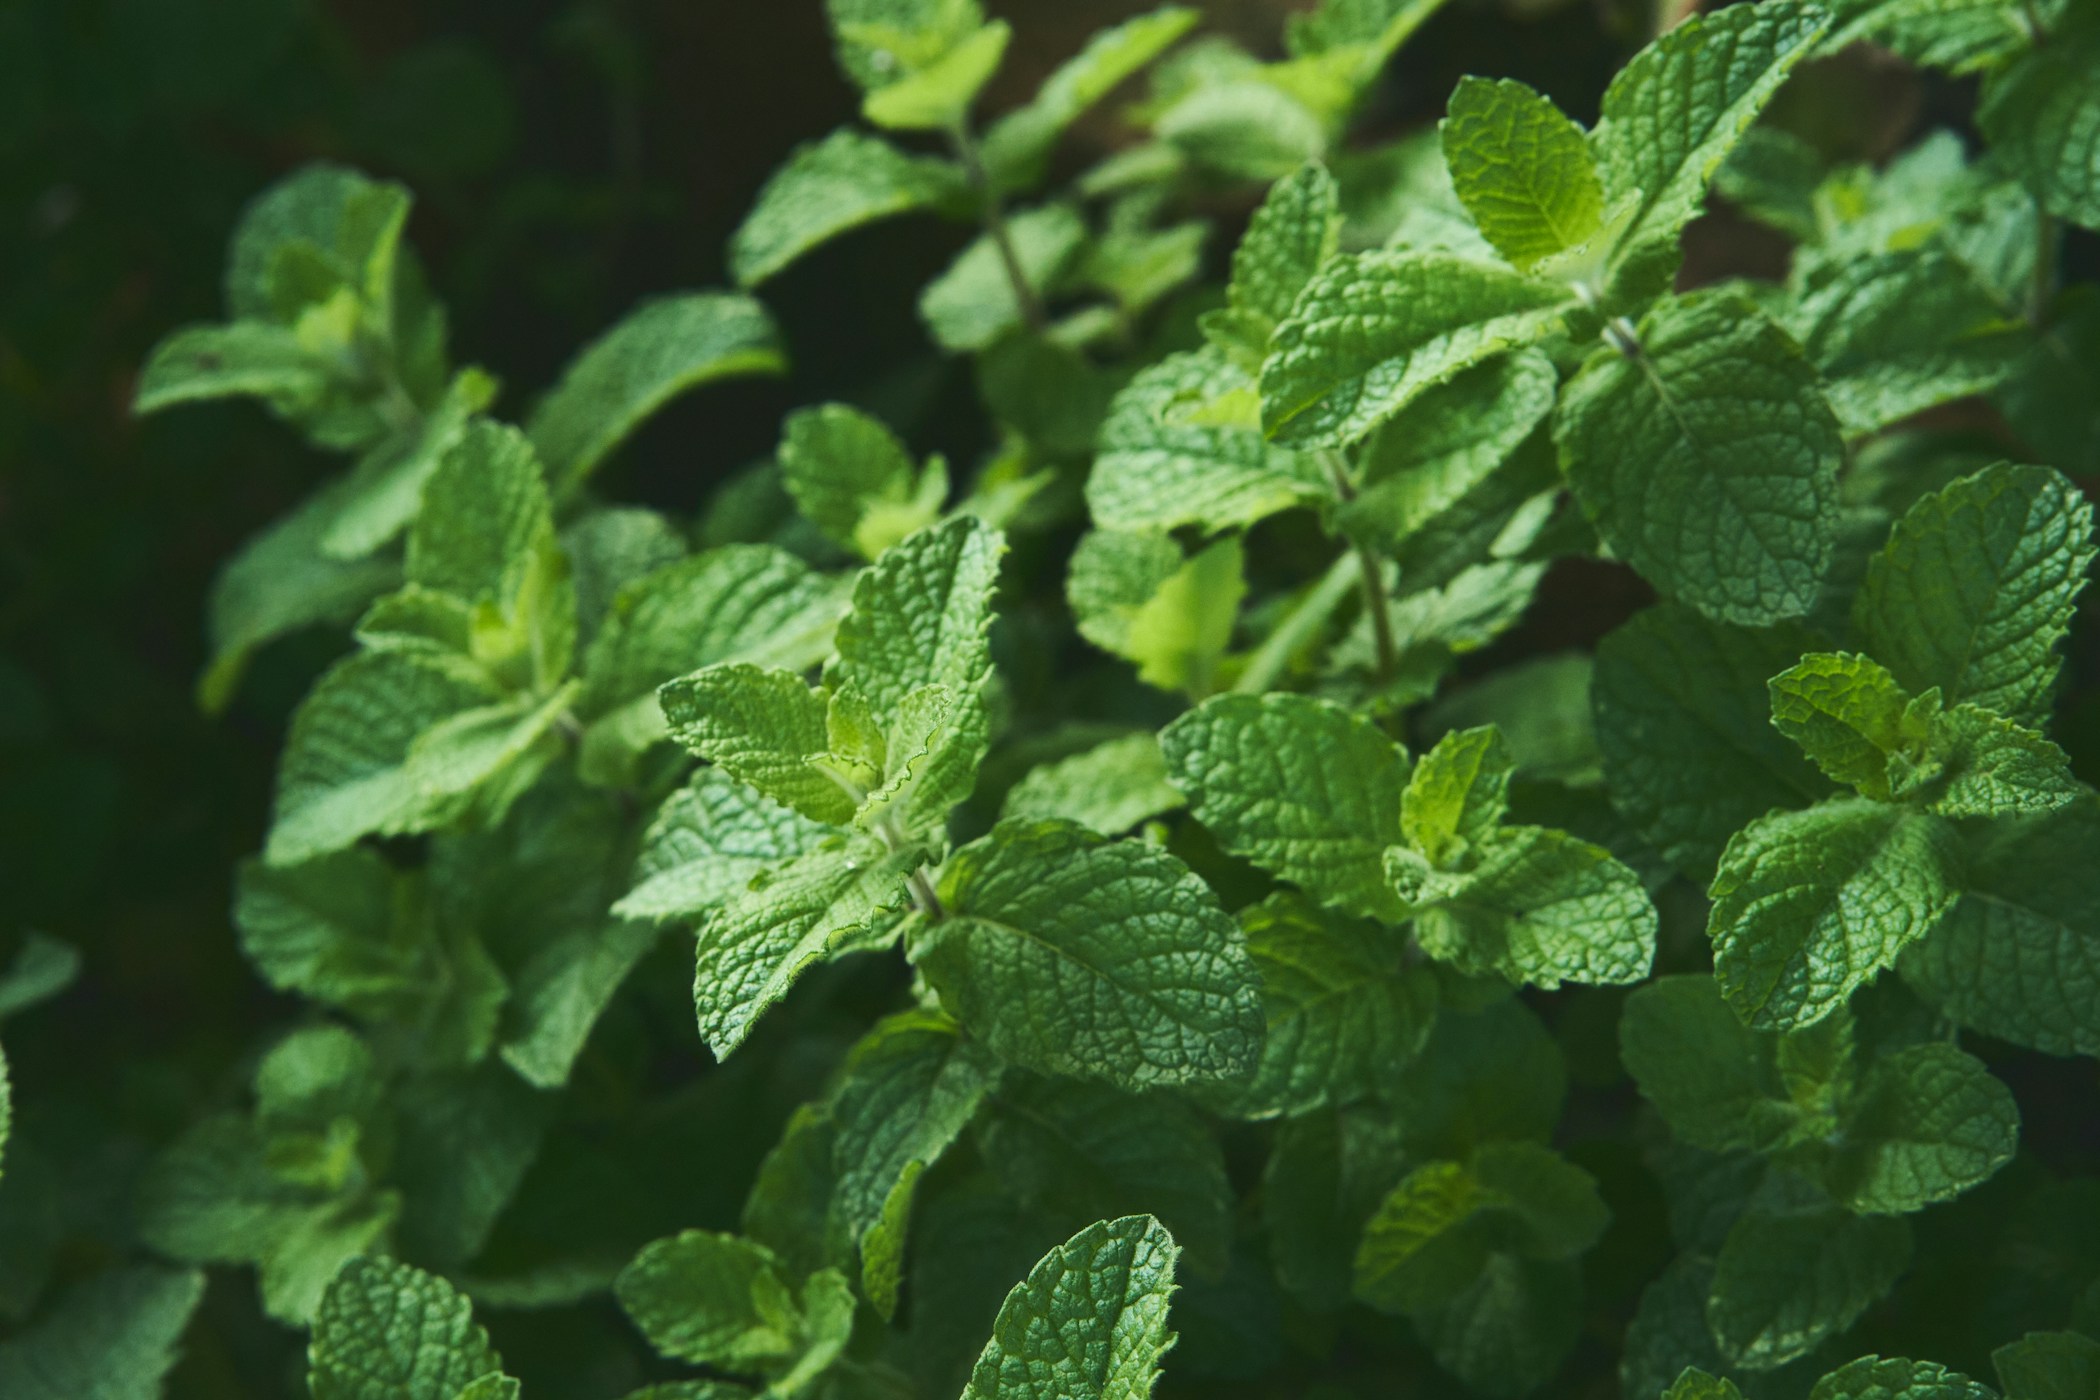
1925, 702, 2084, 818
1853, 463, 2096, 729
1260, 251, 1571, 448
1157, 80, 1328, 182
615, 1231, 803, 1372
1665, 1367, 1748, 1400
780, 404, 947, 560
1593, 604, 1829, 881
1830, 1042, 2019, 1214
1994, 1330, 2100, 1400
1441, 77, 1606, 273
226, 163, 412, 323
1206, 893, 1436, 1119
1160, 691, 1410, 923
920, 204, 1087, 353
983, 7, 1200, 187
1223, 161, 1343, 338
309, 1256, 512, 1400
1826, 0, 2032, 75
863, 21, 1009, 131
406, 420, 557, 606
1397, 824, 1657, 989
960, 1215, 1180, 1400
0, 931, 83, 1022
694, 839, 919, 1058
1089, 348, 1325, 534
731, 128, 968, 288
527, 293, 786, 496
1900, 798, 2100, 1056
618, 769, 837, 923
134, 320, 330, 415
1980, 13, 2100, 232
1768, 652, 1913, 800
497, 916, 659, 1091
1810, 1356, 1999, 1400
1068, 530, 1245, 697
827, 0, 986, 92
1400, 725, 1513, 868
660, 664, 854, 826
1000, 733, 1185, 835
1556, 291, 1842, 627
1620, 975, 1819, 1155
1707, 1187, 1912, 1370
1709, 800, 1958, 1031
1787, 249, 2030, 435
1590, 1, 1832, 286
266, 650, 497, 866
922, 819, 1264, 1090
0, 1266, 207, 1400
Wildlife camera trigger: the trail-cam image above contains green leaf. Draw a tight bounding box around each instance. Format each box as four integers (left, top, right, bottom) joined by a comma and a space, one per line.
1786, 249, 2030, 435
1593, 604, 1830, 881
0, 931, 83, 1022
1665, 1368, 1747, 1400
827, 0, 986, 92
1556, 291, 1842, 626
983, 7, 1200, 187
309, 1256, 513, 1400
1709, 800, 1959, 1031
1829, 1042, 2019, 1214
920, 204, 1087, 353
978, 1073, 1234, 1278
1900, 798, 2100, 1056
226, 163, 412, 324
266, 650, 497, 866
694, 839, 919, 1058
731, 128, 968, 288
1413, 1254, 1582, 1398
1387, 997, 1566, 1159
615, 1231, 804, 1372
1441, 77, 1606, 273
0, 1267, 206, 1400
1401, 725, 1513, 868
1157, 80, 1328, 182
1160, 692, 1410, 923
1925, 702, 2084, 818
660, 664, 856, 826
618, 769, 837, 924
526, 293, 786, 496
134, 320, 330, 414
1221, 161, 1343, 341
862, 21, 1009, 131
1768, 652, 1914, 800
1620, 975, 1820, 1155
1707, 1186, 1913, 1370
405, 421, 555, 602
1994, 1331, 2100, 1400
922, 819, 1264, 1090
1980, 13, 2100, 232
780, 404, 947, 560
1000, 733, 1185, 835
1262, 1107, 1409, 1311
1089, 348, 1325, 534
1260, 251, 1571, 448
960, 1215, 1180, 1400
1068, 531, 1245, 697
1590, 1, 1831, 285
322, 368, 499, 561
1810, 1356, 1999, 1400
1826, 0, 2032, 75
1852, 463, 2096, 729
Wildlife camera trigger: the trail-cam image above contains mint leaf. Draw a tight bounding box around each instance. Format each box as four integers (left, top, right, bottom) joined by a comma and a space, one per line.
1157, 81, 1328, 183
1853, 463, 2096, 729
1556, 291, 1843, 626
1827, 0, 2032, 75
1768, 652, 1914, 800
1161, 692, 1410, 923
960, 1215, 1180, 1400
134, 320, 329, 415
1441, 77, 1606, 273
1400, 725, 1513, 867
526, 293, 785, 496
406, 421, 556, 606
1068, 530, 1245, 697
1415, 1255, 1582, 1398
1707, 1185, 1913, 1370
1980, 13, 2100, 232
1089, 348, 1326, 534
999, 732, 1185, 835
615, 1231, 805, 1372
1214, 161, 1342, 348
618, 769, 836, 924
982, 7, 1200, 188
309, 1256, 513, 1400
1666, 1369, 1747, 1400
1211, 893, 1436, 1118
1810, 1356, 1999, 1400
660, 664, 856, 826
1590, 1, 1831, 287
1925, 702, 2084, 818
920, 204, 1087, 353
861, 21, 1009, 131
1830, 1042, 2018, 1214
779, 404, 946, 560
922, 819, 1264, 1090
1901, 798, 2100, 1056
0, 1267, 205, 1400
826, 0, 987, 93
1621, 975, 1819, 1155
1260, 251, 1571, 447
730, 129, 967, 288
1994, 1331, 2100, 1400
695, 840, 919, 1058
1709, 800, 1959, 1031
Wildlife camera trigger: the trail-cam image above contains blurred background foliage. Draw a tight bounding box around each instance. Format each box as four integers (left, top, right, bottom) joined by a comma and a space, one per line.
2, 0, 2096, 1394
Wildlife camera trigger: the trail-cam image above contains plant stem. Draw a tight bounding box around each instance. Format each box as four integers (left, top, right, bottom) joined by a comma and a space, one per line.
948, 122, 1048, 335
1233, 551, 1363, 694
1321, 451, 1400, 684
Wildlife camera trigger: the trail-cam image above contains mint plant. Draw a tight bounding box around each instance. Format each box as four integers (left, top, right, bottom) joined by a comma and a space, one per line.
6, 0, 2096, 1394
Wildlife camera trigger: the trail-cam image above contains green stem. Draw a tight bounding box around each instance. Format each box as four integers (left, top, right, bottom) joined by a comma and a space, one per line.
948, 122, 1047, 335
1320, 451, 1400, 685
1233, 551, 1362, 694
